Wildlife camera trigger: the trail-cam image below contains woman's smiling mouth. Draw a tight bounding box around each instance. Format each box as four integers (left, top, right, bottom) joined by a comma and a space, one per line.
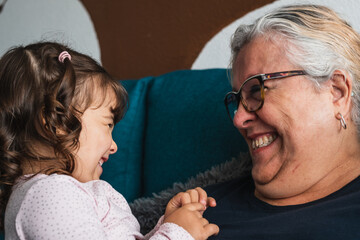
251, 134, 277, 150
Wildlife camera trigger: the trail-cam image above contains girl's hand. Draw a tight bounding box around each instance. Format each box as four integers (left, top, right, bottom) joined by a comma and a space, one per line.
164, 187, 216, 219
164, 202, 219, 240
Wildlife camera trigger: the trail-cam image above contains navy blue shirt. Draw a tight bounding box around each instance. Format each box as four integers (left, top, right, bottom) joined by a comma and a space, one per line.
204, 175, 360, 240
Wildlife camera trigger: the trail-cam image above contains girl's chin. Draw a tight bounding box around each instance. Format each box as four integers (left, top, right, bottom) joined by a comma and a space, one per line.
96, 164, 103, 178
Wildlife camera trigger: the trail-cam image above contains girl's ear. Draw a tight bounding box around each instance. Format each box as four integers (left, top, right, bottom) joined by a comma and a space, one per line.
330, 70, 352, 117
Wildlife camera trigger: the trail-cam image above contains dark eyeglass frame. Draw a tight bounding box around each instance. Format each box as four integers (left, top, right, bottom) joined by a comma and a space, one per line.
224, 70, 306, 120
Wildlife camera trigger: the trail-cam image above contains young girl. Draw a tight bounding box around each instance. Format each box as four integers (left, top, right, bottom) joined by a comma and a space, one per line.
0, 42, 219, 240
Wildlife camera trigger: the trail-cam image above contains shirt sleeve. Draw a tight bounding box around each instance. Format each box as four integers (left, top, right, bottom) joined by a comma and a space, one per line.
14, 175, 192, 240
144, 216, 194, 240
15, 176, 109, 240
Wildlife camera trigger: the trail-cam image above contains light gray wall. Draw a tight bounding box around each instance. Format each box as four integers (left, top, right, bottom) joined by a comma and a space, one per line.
192, 0, 360, 69
0, 0, 100, 62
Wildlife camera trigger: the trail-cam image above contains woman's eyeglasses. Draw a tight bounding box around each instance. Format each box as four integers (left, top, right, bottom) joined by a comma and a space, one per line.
224, 70, 306, 121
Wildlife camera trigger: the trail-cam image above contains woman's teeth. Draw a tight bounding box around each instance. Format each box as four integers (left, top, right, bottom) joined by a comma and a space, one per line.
252, 134, 277, 150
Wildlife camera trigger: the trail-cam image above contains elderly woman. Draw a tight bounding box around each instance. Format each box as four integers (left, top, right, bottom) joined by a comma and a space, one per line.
203, 4, 360, 239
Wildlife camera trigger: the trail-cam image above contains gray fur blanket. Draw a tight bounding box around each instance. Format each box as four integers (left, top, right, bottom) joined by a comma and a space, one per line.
129, 152, 252, 234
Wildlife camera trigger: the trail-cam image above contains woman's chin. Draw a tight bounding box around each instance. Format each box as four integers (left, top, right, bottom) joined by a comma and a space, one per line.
251, 161, 281, 185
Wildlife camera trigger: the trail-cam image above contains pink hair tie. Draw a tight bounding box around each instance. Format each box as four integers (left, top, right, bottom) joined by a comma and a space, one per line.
58, 51, 71, 63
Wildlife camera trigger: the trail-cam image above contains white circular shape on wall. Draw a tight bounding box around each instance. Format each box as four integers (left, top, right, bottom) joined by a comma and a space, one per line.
192, 0, 360, 69
0, 0, 100, 63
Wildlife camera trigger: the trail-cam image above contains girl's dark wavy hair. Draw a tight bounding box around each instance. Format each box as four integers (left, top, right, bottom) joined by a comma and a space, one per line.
0, 42, 128, 230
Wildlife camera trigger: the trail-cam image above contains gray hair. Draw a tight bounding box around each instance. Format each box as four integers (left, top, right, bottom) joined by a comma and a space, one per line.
230, 4, 360, 135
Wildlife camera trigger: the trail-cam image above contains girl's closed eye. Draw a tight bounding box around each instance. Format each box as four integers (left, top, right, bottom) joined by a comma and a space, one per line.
106, 117, 115, 129
103, 114, 115, 129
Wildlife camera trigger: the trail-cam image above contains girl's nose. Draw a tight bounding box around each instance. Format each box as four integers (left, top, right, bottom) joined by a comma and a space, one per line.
110, 139, 118, 154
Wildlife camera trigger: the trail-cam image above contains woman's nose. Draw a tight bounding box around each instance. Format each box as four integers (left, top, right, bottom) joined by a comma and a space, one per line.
110, 139, 118, 154
233, 103, 256, 129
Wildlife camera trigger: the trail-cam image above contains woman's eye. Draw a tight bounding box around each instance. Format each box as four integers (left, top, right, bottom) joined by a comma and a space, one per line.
249, 85, 261, 94
108, 123, 114, 129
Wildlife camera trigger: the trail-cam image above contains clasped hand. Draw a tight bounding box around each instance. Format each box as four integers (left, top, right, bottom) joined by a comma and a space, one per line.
164, 187, 219, 240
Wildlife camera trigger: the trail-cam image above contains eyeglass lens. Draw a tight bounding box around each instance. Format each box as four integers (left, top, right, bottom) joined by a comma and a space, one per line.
225, 93, 238, 120
226, 77, 263, 120
241, 77, 263, 111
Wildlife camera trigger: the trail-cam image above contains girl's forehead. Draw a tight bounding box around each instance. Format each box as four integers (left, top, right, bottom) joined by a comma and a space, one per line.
91, 87, 117, 109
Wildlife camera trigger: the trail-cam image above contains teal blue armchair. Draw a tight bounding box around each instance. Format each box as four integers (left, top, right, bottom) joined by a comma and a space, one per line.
101, 68, 247, 202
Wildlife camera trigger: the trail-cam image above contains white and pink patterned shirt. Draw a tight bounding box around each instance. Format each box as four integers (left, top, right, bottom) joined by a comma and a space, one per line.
5, 174, 193, 240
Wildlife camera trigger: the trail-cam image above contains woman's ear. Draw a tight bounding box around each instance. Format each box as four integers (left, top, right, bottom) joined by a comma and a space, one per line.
330, 70, 352, 117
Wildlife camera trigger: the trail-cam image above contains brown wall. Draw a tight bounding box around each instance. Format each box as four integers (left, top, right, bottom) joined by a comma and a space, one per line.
81, 0, 275, 80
